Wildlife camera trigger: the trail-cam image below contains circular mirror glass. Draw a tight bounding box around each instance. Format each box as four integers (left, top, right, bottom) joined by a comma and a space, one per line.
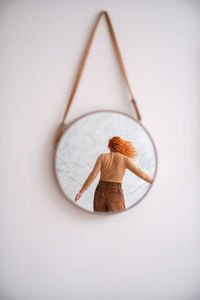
54, 110, 158, 214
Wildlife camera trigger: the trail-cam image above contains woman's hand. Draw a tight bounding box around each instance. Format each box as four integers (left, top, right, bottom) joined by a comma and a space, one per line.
75, 192, 83, 202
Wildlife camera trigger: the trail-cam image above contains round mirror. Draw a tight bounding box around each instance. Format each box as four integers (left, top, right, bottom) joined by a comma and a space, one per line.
54, 110, 158, 214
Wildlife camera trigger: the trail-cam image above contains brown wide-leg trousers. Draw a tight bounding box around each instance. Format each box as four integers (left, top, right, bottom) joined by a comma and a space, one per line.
93, 180, 126, 212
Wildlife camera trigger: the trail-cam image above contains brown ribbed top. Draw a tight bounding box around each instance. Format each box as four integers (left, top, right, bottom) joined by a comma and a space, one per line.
79, 152, 153, 194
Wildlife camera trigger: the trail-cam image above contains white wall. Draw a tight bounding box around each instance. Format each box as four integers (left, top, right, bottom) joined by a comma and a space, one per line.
0, 1, 200, 299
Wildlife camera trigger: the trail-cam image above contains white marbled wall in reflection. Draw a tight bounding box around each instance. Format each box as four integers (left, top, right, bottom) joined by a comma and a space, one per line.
55, 111, 157, 212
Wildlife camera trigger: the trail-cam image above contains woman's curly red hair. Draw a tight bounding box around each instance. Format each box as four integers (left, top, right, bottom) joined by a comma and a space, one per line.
108, 136, 136, 158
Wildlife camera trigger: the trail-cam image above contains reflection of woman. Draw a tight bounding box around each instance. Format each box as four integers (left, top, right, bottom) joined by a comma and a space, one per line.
75, 136, 153, 212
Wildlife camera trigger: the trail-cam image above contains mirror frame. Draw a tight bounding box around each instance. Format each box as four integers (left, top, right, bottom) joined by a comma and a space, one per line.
53, 109, 158, 215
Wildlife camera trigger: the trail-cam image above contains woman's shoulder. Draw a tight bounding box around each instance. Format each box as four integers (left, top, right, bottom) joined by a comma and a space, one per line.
101, 152, 127, 159
100, 152, 112, 158
100, 152, 108, 157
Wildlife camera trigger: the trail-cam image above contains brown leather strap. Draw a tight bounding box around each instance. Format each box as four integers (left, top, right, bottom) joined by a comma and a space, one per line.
54, 10, 141, 146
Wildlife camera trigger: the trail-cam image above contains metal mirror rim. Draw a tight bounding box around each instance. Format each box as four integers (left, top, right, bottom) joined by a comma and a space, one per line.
53, 109, 158, 215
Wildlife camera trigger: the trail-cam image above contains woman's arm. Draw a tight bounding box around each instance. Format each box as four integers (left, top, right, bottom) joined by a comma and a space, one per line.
126, 157, 153, 184
79, 154, 102, 194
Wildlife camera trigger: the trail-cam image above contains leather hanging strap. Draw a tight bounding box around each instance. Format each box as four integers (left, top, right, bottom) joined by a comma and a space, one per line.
54, 10, 141, 146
